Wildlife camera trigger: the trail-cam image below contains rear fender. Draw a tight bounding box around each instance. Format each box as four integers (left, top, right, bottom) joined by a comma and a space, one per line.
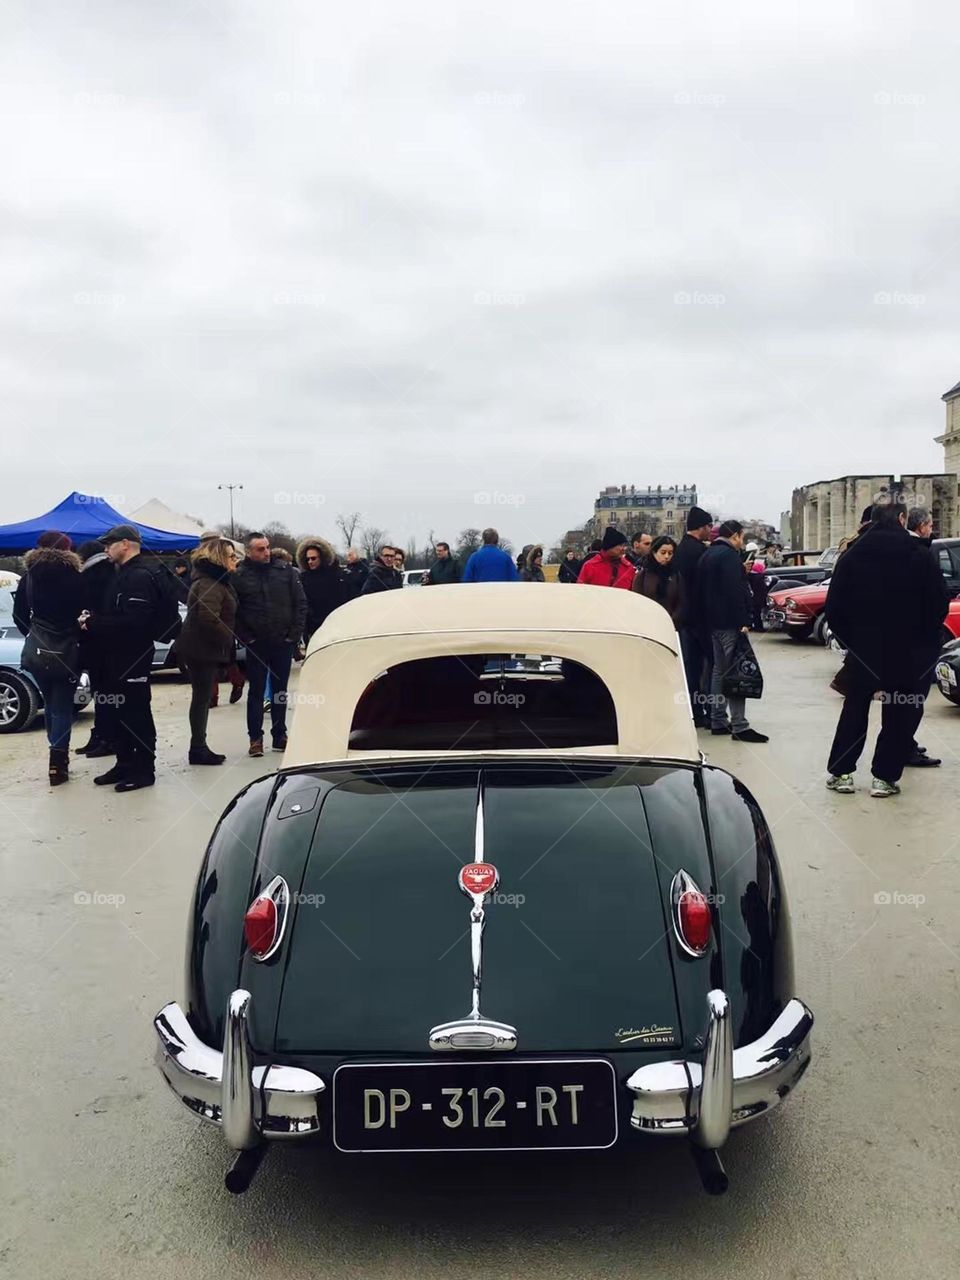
700, 767, 795, 1047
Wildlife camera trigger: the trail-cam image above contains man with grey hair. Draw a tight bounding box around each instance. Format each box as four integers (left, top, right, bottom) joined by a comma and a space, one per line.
906, 507, 933, 542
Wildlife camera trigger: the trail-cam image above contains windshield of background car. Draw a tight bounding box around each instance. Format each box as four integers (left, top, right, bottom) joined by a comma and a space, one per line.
349, 653, 617, 751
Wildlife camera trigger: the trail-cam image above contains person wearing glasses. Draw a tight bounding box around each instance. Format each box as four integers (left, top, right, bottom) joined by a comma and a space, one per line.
362, 546, 403, 594
296, 537, 347, 643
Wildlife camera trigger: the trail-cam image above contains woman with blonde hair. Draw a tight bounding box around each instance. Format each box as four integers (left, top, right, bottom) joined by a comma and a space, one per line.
176, 537, 239, 764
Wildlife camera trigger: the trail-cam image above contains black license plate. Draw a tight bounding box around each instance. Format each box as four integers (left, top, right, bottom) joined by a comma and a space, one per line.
333, 1058, 618, 1152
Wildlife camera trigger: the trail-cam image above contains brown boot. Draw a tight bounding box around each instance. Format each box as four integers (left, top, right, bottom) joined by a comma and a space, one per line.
49, 748, 70, 786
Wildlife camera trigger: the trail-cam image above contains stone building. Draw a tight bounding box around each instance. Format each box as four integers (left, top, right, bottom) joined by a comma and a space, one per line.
587, 484, 697, 541
791, 474, 956, 548
935, 377, 960, 529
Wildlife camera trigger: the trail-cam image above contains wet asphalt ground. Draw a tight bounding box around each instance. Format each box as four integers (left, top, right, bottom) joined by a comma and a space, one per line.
2, 632, 958, 1280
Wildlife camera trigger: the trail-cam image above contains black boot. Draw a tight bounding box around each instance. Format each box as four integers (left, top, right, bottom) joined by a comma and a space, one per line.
189, 745, 226, 766
94, 763, 127, 786
49, 748, 70, 786
84, 740, 117, 759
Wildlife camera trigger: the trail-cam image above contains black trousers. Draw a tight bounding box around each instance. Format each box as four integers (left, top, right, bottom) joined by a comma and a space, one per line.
680, 628, 709, 721
827, 676, 926, 783
186, 662, 217, 749
113, 676, 156, 777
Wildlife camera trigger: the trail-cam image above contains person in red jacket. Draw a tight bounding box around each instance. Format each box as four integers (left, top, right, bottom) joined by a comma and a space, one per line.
577, 527, 637, 589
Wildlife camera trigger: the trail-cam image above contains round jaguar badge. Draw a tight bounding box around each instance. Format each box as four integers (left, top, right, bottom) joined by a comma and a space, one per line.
459, 861, 499, 898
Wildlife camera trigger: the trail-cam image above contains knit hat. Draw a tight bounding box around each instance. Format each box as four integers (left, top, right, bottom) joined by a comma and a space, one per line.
601, 526, 628, 551
686, 505, 713, 531
37, 530, 72, 551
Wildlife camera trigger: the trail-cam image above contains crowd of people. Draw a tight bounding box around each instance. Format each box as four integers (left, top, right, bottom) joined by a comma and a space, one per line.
10, 504, 949, 797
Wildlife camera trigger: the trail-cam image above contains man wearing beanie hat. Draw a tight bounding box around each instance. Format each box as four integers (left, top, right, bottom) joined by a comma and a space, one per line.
673, 506, 714, 726
577, 527, 637, 589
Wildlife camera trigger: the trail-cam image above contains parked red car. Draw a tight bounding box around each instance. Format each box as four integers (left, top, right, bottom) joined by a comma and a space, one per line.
765, 581, 830, 643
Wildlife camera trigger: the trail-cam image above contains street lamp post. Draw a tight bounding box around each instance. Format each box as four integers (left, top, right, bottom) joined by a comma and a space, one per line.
218, 483, 244, 539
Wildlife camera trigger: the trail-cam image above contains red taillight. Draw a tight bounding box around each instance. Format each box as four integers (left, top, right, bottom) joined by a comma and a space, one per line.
678, 889, 711, 954
244, 897, 278, 957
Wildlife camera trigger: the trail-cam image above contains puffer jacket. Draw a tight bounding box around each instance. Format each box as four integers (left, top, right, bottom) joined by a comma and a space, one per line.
577, 552, 636, 589
296, 538, 347, 637
234, 556, 307, 644
176, 560, 238, 665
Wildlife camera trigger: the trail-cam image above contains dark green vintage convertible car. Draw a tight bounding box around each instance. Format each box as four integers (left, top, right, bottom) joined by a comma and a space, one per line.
155, 585, 813, 1195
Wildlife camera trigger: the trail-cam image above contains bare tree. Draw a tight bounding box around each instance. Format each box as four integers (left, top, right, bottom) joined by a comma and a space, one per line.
360, 525, 387, 560
336, 511, 362, 551
455, 527, 483, 562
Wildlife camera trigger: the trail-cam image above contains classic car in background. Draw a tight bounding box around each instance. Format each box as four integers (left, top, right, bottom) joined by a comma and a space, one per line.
400, 568, 426, 587
0, 579, 92, 733
935, 600, 960, 706
765, 581, 830, 642
763, 546, 838, 597
154, 585, 813, 1197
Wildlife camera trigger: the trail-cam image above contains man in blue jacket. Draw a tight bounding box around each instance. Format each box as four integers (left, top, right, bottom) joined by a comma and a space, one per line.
462, 528, 519, 582
697, 520, 768, 743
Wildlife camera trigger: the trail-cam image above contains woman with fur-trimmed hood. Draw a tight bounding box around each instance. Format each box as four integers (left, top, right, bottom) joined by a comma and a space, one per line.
296, 537, 347, 642
519, 544, 545, 582
13, 531, 85, 785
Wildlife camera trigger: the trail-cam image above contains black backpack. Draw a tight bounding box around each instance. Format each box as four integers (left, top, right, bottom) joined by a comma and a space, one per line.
146, 562, 184, 644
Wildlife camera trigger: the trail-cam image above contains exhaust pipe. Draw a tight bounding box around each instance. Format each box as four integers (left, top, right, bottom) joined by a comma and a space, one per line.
689, 1143, 729, 1195
225, 1143, 267, 1194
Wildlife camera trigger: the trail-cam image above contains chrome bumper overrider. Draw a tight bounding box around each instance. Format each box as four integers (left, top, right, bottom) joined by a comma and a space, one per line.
154, 989, 812, 1153
627, 994, 813, 1144
154, 993, 325, 1148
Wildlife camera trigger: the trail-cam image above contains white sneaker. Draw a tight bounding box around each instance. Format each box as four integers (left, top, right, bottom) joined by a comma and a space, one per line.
826, 774, 855, 794
870, 777, 901, 798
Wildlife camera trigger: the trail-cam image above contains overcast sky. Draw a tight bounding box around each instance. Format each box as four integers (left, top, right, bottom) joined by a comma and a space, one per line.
2, 0, 958, 548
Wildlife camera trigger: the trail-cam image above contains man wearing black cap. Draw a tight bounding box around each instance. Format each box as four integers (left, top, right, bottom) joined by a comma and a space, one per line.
673, 505, 713, 726
577, 528, 637, 589
80, 525, 161, 791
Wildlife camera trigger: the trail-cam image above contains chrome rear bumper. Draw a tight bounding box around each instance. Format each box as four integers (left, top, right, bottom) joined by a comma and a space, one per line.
627, 995, 813, 1144
154, 994, 325, 1147
155, 991, 812, 1153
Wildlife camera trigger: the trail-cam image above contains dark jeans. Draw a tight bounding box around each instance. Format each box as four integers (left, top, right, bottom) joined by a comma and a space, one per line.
33, 671, 75, 750
111, 676, 156, 777
186, 662, 218, 749
85, 654, 117, 746
709, 629, 750, 732
828, 672, 927, 783
679, 628, 708, 721
245, 639, 294, 743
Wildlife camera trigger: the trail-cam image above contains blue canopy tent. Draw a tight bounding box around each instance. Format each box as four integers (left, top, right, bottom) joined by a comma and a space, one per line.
0, 492, 201, 553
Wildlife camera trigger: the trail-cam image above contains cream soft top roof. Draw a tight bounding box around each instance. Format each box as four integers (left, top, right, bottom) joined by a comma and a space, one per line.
283, 583, 698, 766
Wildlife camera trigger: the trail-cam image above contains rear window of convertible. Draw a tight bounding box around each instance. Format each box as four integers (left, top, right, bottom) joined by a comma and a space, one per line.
349, 653, 617, 751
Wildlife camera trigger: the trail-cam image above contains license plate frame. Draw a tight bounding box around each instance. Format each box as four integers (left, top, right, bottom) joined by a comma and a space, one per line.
332, 1057, 619, 1153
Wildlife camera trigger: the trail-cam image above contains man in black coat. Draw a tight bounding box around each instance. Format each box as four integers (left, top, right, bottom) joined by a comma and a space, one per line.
361, 546, 402, 594
825, 503, 949, 796
234, 531, 307, 755
673, 506, 713, 726
697, 520, 768, 743
82, 525, 163, 790
424, 541, 461, 585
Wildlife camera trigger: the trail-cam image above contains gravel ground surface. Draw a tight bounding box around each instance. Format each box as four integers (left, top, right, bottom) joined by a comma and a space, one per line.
2, 635, 958, 1280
